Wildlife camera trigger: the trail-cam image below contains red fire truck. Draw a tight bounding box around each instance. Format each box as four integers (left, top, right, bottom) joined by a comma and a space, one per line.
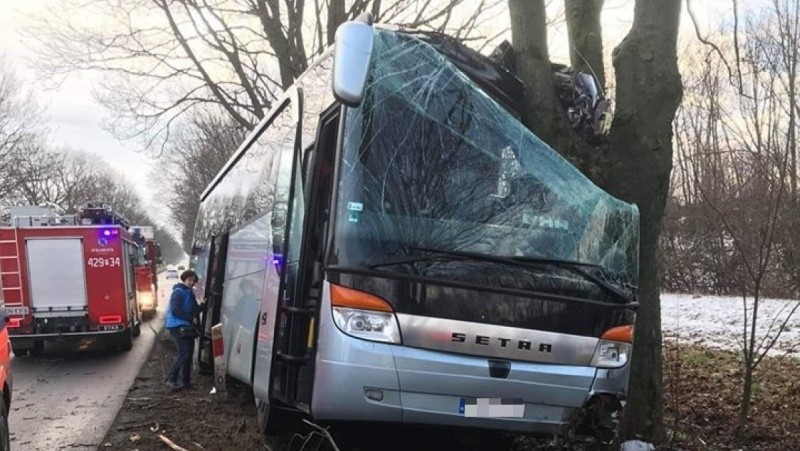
0, 203, 142, 355
131, 225, 160, 319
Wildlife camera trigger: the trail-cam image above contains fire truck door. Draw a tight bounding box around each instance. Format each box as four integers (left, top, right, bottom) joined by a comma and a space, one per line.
26, 238, 88, 315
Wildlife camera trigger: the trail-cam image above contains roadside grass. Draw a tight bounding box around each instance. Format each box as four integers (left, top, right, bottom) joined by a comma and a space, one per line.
663, 342, 800, 450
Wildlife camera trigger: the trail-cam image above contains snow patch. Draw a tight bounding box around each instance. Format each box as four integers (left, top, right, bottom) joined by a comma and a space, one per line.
662, 293, 800, 357
621, 440, 655, 451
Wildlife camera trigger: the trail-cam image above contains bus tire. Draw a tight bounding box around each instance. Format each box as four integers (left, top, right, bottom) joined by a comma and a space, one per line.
31, 340, 44, 357
257, 398, 282, 436
257, 398, 298, 437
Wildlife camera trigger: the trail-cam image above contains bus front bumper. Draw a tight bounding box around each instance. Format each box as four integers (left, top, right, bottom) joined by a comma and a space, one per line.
311, 320, 629, 436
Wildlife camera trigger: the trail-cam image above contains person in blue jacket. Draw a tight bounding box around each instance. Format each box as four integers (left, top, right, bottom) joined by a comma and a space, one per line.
166, 270, 199, 391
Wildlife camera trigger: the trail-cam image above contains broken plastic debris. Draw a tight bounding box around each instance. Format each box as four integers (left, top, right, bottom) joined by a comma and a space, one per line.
210, 386, 217, 395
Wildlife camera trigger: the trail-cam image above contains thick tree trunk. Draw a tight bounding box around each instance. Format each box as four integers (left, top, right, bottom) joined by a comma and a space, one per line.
509, 0, 681, 441
327, 0, 347, 45
564, 0, 606, 90
607, 0, 683, 442
508, 0, 563, 143
508, 0, 601, 179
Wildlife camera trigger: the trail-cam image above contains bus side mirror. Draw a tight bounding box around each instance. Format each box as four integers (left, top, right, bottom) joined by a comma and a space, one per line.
332, 16, 374, 107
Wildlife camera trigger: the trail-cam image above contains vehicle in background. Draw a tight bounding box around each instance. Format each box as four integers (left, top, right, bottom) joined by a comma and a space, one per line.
165, 269, 179, 280
191, 17, 639, 443
131, 225, 161, 319
0, 202, 142, 355
0, 268, 13, 449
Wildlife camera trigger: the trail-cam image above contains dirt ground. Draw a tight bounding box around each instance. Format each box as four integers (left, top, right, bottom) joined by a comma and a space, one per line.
99, 330, 533, 451
101, 329, 270, 451
100, 329, 800, 451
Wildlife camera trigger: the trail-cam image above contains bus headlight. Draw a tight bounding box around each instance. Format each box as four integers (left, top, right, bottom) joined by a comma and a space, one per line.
590, 340, 632, 368
590, 325, 634, 369
329, 284, 402, 344
332, 307, 401, 344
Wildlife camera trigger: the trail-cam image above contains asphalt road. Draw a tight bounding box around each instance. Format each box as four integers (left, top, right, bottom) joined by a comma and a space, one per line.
8, 275, 170, 451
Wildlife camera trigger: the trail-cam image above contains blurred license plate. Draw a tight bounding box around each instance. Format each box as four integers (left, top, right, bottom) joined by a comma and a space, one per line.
5, 306, 29, 316
459, 397, 525, 418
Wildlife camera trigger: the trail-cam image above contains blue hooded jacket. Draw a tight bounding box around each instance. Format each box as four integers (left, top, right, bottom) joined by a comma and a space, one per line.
166, 283, 197, 329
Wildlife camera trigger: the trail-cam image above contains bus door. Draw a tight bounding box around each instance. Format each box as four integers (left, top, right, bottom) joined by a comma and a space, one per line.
271, 106, 341, 409
198, 233, 228, 374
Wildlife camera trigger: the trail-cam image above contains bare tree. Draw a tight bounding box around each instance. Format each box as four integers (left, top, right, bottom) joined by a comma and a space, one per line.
26, 0, 505, 153
508, 0, 683, 442
156, 109, 248, 250
681, 2, 800, 441
0, 59, 45, 201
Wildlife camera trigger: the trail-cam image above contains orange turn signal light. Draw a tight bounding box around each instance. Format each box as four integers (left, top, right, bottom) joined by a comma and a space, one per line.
330, 284, 394, 313
601, 324, 634, 343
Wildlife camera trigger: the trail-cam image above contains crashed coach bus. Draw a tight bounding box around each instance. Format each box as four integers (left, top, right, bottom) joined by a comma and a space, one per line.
191, 16, 639, 441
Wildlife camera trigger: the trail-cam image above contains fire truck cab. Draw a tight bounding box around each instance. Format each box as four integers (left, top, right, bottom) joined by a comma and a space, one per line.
0, 203, 142, 355
131, 225, 161, 319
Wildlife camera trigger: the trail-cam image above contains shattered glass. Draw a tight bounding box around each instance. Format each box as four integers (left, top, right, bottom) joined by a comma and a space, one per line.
331, 30, 639, 290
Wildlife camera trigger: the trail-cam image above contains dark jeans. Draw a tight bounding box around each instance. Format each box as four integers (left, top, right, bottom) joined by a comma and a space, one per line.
168, 327, 194, 386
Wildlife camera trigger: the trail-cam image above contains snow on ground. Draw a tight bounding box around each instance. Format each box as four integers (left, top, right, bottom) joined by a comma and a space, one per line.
661, 293, 800, 358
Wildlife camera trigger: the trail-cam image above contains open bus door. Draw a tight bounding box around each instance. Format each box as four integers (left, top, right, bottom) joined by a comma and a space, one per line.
198, 234, 228, 374
266, 107, 341, 414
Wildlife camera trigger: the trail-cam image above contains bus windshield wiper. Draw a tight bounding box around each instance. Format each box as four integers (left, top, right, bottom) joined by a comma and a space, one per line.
366, 253, 466, 269
413, 246, 634, 304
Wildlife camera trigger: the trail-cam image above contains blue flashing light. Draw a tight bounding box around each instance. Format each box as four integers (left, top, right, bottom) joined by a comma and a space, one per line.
100, 229, 119, 239
272, 254, 284, 274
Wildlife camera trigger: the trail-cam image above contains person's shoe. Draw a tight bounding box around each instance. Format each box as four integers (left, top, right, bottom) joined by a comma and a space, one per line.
165, 380, 182, 391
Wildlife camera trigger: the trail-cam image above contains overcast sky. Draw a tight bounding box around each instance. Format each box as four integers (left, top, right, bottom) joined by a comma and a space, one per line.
0, 1, 723, 218
0, 1, 155, 212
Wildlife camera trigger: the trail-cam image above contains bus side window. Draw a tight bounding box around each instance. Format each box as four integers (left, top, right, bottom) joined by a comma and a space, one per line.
272, 145, 305, 264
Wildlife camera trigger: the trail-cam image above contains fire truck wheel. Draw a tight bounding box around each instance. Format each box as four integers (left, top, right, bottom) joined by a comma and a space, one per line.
118, 328, 134, 351
132, 321, 141, 338
31, 340, 44, 357
0, 399, 9, 451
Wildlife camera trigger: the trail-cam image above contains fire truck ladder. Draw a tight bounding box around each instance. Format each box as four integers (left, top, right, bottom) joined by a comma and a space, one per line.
0, 226, 25, 307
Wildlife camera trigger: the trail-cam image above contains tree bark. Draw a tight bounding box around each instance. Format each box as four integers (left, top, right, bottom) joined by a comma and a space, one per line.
327, 0, 347, 45
607, 0, 683, 442
509, 0, 682, 442
564, 0, 606, 90
508, 0, 600, 178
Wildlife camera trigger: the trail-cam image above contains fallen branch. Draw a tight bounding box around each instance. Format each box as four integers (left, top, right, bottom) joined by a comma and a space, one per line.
301, 419, 340, 451
158, 434, 190, 451
115, 421, 154, 431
